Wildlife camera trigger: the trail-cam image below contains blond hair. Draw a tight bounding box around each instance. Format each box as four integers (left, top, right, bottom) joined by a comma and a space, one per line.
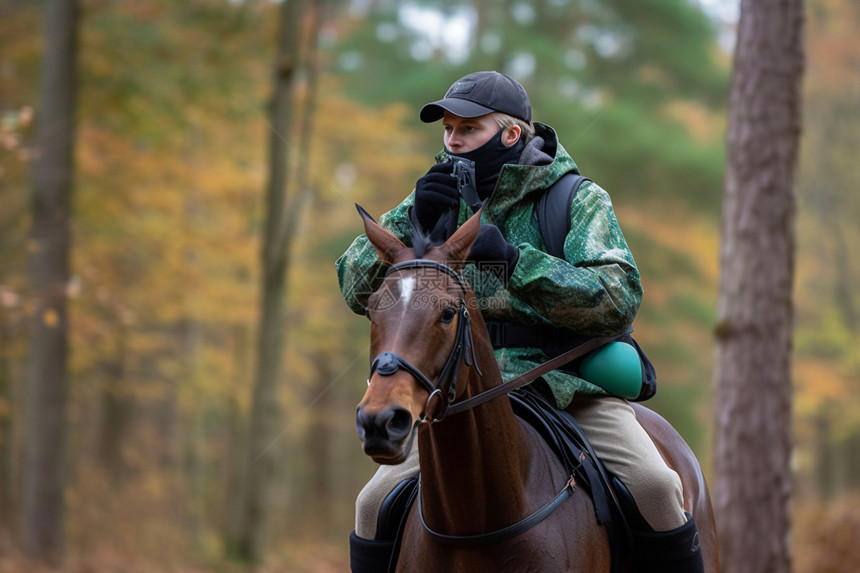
493, 112, 535, 144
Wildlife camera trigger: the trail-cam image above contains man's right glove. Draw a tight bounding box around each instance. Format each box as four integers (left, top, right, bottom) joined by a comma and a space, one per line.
413, 161, 459, 232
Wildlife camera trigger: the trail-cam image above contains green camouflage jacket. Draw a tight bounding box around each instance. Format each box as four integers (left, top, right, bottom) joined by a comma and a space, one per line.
336, 122, 642, 408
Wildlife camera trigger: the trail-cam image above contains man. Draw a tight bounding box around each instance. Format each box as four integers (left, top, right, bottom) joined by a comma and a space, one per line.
337, 71, 704, 573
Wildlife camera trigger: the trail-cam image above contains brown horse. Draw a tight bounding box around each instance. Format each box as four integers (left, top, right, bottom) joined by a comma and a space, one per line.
355, 208, 718, 572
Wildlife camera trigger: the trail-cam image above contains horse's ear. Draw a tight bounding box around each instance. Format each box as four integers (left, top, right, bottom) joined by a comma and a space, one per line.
441, 208, 482, 269
356, 204, 411, 265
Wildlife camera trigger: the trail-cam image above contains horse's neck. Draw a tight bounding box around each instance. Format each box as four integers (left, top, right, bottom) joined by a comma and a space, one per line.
417, 335, 534, 534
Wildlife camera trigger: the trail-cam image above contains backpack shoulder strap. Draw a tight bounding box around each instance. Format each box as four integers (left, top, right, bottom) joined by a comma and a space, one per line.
537, 172, 591, 259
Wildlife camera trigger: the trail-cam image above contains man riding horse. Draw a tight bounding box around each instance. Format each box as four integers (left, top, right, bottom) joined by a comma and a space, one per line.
337, 71, 706, 572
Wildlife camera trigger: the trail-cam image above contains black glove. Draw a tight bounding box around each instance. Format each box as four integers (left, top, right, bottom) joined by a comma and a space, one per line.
413, 161, 459, 232
467, 224, 520, 283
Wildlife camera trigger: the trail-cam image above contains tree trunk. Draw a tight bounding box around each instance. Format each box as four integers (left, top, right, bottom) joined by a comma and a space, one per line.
290, 2, 328, 533
712, 1, 804, 572
301, 351, 335, 536
0, 308, 18, 526
22, 0, 78, 564
97, 323, 132, 483
222, 326, 251, 552
231, 0, 304, 563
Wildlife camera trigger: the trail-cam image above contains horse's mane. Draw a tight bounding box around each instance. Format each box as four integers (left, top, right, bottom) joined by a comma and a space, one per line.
410, 209, 444, 259
411, 225, 433, 259
409, 208, 456, 258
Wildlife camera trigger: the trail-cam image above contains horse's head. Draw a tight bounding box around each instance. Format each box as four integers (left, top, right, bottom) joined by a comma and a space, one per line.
354, 206, 483, 464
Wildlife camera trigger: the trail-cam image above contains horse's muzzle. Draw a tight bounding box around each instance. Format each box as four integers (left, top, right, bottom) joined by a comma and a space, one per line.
356, 405, 414, 462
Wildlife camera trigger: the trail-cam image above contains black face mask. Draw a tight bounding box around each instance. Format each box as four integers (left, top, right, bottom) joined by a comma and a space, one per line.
448, 128, 524, 200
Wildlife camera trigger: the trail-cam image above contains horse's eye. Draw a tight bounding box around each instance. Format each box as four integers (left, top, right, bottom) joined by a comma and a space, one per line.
440, 307, 456, 324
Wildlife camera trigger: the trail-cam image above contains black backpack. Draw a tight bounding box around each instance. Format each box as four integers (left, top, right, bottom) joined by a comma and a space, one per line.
536, 173, 657, 402
536, 172, 591, 260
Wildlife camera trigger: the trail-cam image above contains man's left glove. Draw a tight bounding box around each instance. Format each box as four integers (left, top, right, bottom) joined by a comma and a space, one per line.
467, 224, 519, 283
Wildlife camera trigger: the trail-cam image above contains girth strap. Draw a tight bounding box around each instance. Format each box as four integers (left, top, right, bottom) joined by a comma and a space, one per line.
418, 473, 577, 547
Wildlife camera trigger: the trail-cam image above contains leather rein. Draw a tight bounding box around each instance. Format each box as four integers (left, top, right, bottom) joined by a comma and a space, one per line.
366, 259, 625, 546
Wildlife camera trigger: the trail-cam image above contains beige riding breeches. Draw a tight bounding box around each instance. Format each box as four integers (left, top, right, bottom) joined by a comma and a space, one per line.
355, 437, 420, 539
354, 394, 686, 538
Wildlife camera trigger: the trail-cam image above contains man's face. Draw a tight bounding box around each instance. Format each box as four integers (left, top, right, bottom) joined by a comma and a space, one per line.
441, 111, 500, 154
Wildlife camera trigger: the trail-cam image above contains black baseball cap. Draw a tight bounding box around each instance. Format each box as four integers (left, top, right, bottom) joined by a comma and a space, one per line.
420, 71, 532, 124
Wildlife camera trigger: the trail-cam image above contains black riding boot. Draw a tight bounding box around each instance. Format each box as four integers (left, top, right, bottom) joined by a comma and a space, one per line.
633, 513, 705, 573
349, 530, 395, 573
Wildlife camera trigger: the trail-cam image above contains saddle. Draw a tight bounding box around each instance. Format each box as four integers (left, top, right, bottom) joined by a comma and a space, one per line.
375, 384, 649, 573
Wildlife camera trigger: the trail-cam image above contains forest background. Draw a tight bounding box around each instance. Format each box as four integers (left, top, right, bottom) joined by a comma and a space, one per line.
1, 0, 858, 571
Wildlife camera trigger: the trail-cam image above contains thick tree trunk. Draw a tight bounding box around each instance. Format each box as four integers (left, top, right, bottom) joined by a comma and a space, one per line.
713, 1, 804, 572
22, 0, 78, 564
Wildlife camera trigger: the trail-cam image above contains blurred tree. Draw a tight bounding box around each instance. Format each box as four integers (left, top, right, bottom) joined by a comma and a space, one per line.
229, 0, 311, 563
287, 0, 332, 537
713, 0, 804, 572
0, 1, 46, 538
0, 106, 34, 535
22, 0, 79, 565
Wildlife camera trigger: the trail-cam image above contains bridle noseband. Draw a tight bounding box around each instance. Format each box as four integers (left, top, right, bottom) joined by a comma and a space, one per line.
367, 259, 481, 422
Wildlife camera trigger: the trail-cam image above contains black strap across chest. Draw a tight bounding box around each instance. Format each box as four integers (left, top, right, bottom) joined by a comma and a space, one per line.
537, 171, 590, 258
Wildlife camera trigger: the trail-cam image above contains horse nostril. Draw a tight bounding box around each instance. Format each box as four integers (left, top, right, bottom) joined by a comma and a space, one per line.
355, 407, 374, 442
356, 406, 413, 444
387, 408, 413, 441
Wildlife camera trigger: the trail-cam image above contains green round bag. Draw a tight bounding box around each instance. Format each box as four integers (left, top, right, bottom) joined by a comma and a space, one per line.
578, 341, 643, 399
